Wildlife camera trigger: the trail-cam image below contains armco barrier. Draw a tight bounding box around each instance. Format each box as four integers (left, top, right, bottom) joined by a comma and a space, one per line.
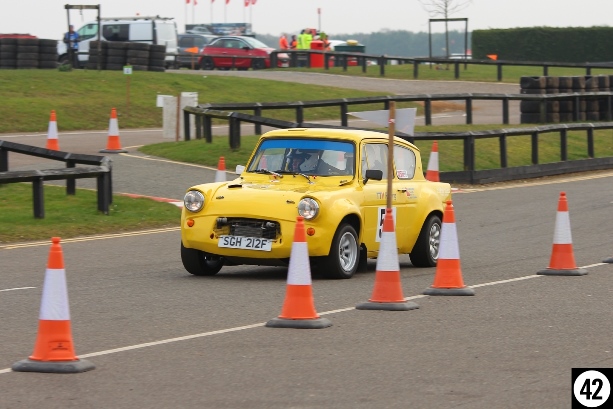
0, 140, 112, 218
182, 106, 613, 185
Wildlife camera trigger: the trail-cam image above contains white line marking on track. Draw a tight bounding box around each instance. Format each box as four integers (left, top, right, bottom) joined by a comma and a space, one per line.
0, 287, 36, 292
0, 262, 607, 375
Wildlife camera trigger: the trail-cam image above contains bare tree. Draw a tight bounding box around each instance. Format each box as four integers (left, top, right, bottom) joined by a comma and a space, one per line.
418, 0, 472, 58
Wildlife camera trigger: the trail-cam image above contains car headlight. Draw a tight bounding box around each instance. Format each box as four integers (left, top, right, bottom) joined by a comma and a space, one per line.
298, 198, 319, 220
184, 190, 205, 213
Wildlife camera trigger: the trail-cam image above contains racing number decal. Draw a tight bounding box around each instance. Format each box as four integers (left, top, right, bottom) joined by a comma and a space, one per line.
376, 207, 397, 242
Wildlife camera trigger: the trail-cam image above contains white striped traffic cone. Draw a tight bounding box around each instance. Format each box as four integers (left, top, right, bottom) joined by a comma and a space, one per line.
100, 108, 127, 153
215, 156, 227, 182
425, 141, 440, 182
356, 208, 419, 311
266, 216, 332, 328
45, 110, 60, 151
423, 200, 475, 296
12, 237, 95, 373
537, 192, 587, 276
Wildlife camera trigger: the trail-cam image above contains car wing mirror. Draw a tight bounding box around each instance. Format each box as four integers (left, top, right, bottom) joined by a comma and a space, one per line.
363, 169, 383, 185
235, 165, 245, 175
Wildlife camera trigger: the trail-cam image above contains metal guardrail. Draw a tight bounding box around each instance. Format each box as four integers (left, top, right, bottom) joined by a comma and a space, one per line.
183, 101, 613, 185
0, 140, 113, 218
271, 50, 613, 81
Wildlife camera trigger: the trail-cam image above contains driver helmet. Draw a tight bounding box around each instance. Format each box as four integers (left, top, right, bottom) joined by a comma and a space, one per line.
289, 149, 319, 172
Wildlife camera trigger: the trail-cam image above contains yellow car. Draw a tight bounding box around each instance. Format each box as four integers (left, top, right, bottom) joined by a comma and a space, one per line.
181, 128, 452, 279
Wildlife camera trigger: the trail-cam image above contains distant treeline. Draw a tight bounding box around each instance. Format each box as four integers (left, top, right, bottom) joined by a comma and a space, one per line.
256, 30, 471, 58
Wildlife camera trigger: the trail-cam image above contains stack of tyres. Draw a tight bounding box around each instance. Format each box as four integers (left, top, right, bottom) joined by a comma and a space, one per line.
584, 76, 602, 121
558, 76, 585, 122
545, 76, 560, 123
148, 44, 166, 72
126, 42, 150, 71
16, 38, 38, 69
38, 39, 58, 69
87, 41, 108, 70
105, 42, 127, 71
0, 38, 17, 69
596, 75, 610, 121
519, 76, 546, 124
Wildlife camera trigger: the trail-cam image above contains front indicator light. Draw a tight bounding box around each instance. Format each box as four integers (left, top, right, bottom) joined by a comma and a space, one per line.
306, 227, 315, 236
187, 219, 195, 227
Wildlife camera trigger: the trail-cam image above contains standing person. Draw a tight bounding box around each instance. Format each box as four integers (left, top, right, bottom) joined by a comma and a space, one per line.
64, 24, 80, 68
290, 35, 297, 50
279, 33, 289, 50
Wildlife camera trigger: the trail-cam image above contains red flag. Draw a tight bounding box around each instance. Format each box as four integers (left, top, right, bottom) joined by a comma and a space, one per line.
244, 0, 249, 5
225, 0, 230, 4
251, 0, 256, 4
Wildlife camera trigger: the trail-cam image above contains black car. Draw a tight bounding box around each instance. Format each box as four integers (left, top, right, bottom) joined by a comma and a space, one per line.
176, 33, 217, 69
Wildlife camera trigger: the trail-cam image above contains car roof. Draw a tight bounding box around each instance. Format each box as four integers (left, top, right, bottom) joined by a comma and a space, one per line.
261, 128, 418, 148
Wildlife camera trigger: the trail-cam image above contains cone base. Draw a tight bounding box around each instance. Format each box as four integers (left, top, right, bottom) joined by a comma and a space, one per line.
99, 148, 128, 154
12, 358, 95, 374
536, 268, 587, 276
423, 286, 475, 296
603, 257, 613, 263
265, 317, 332, 329
355, 301, 419, 311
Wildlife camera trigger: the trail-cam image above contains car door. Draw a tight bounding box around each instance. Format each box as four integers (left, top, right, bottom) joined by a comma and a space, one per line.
226, 38, 250, 68
391, 143, 419, 252
359, 142, 396, 253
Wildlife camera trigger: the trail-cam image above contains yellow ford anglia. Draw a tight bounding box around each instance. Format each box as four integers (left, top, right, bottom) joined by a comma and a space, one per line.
181, 128, 452, 279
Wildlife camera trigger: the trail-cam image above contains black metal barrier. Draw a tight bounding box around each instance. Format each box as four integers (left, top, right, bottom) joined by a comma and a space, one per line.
272, 50, 613, 81
0, 140, 113, 218
182, 106, 613, 185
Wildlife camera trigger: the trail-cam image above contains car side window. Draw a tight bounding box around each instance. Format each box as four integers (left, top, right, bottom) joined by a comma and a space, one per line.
179, 37, 193, 47
102, 24, 129, 42
361, 143, 388, 180
393, 145, 417, 179
193, 37, 206, 48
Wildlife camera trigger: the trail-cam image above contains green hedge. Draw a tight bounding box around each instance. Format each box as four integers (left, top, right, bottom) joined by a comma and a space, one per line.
472, 27, 613, 63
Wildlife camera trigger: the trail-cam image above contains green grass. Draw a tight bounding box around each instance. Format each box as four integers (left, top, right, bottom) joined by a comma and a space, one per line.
0, 183, 180, 244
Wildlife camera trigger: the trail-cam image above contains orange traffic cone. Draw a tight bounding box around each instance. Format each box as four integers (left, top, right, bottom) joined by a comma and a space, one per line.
425, 141, 440, 182
12, 237, 95, 373
537, 192, 587, 276
266, 216, 332, 329
215, 156, 227, 182
423, 200, 475, 296
45, 110, 60, 151
356, 209, 419, 311
100, 108, 127, 153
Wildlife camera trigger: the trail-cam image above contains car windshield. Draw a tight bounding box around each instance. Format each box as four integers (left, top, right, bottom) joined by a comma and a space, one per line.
247, 139, 355, 177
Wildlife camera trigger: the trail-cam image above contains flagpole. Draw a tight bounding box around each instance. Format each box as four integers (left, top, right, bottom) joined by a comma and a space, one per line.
211, 0, 213, 24
192, 0, 195, 24
185, 0, 188, 32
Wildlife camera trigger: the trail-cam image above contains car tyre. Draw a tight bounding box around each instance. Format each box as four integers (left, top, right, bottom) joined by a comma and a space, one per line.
251, 58, 266, 70
409, 214, 442, 267
181, 241, 224, 276
201, 57, 215, 70
320, 223, 359, 279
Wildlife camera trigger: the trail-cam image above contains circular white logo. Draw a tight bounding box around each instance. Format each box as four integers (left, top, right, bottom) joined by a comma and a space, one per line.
573, 370, 611, 407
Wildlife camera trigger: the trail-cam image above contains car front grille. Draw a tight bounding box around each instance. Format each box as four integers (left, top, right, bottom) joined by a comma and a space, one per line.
218, 218, 280, 240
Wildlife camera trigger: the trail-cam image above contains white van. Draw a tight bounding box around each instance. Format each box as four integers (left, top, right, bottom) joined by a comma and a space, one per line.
57, 16, 178, 67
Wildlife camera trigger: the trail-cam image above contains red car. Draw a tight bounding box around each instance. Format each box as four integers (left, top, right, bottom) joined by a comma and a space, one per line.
199, 36, 289, 70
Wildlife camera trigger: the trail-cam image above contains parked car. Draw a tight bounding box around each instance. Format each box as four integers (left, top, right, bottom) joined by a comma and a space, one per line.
176, 33, 217, 68
198, 36, 289, 70
180, 128, 452, 279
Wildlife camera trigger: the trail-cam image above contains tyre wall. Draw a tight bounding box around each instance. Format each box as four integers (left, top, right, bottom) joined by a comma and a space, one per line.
520, 75, 612, 124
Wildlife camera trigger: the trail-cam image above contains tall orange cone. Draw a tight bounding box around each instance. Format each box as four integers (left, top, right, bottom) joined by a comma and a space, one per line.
266, 216, 332, 329
45, 110, 60, 151
423, 200, 475, 296
425, 141, 440, 182
537, 192, 587, 276
99, 108, 127, 153
215, 156, 227, 182
12, 237, 95, 373
356, 209, 419, 311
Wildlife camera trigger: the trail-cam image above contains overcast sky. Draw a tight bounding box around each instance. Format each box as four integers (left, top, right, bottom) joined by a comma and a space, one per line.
2, 0, 612, 41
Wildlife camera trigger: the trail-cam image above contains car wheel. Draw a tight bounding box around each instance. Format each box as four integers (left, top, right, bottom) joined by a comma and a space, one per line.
409, 214, 442, 267
181, 241, 224, 276
201, 57, 215, 70
321, 223, 359, 279
251, 58, 266, 70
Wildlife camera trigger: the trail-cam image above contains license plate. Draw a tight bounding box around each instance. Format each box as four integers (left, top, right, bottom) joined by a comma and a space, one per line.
218, 235, 272, 251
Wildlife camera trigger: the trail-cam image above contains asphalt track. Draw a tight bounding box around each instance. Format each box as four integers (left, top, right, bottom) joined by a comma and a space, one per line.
1, 73, 612, 409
